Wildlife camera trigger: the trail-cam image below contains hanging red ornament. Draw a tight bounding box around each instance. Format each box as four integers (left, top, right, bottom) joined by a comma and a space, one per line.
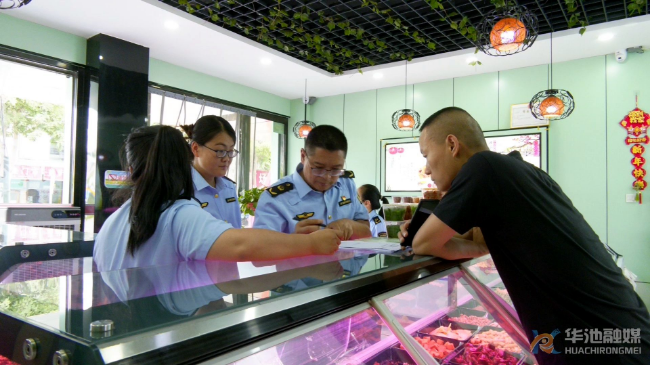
621, 106, 650, 204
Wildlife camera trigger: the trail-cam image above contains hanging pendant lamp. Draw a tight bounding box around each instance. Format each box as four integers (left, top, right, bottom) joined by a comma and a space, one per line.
529, 33, 575, 120
293, 79, 316, 139
476, 4, 538, 56
392, 60, 420, 131
0, 0, 31, 9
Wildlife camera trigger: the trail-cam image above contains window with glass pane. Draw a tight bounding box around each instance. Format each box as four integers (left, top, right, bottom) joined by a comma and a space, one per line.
250, 117, 284, 188
147, 90, 287, 193
148, 92, 240, 183
0, 58, 75, 204
84, 80, 99, 233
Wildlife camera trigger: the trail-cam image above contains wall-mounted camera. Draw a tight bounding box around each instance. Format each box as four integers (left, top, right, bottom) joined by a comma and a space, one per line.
615, 46, 644, 63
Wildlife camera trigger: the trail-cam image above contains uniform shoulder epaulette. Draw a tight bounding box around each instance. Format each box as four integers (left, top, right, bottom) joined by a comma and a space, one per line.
341, 170, 355, 178
267, 182, 294, 197
222, 176, 236, 184
373, 216, 382, 224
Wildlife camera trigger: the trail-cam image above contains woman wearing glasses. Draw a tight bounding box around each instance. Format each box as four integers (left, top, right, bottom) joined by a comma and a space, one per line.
253, 125, 371, 240
180, 116, 242, 228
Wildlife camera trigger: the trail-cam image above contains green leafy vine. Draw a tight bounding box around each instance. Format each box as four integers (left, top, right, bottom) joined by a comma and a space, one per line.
627, 0, 647, 15
565, 0, 588, 35
424, 0, 478, 43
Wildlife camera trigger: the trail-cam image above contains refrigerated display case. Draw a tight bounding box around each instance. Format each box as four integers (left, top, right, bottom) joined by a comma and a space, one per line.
0, 248, 533, 365
222, 255, 537, 365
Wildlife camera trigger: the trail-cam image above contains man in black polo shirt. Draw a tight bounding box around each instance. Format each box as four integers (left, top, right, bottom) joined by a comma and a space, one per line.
400, 107, 650, 364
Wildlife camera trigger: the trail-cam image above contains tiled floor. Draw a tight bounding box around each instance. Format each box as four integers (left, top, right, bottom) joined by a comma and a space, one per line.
636, 282, 650, 310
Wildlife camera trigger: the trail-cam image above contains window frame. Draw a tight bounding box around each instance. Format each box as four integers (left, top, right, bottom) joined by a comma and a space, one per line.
0, 45, 87, 211
147, 82, 289, 193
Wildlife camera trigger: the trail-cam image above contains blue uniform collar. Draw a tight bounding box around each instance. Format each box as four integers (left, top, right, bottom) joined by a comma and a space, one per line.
192, 166, 223, 191
293, 163, 342, 198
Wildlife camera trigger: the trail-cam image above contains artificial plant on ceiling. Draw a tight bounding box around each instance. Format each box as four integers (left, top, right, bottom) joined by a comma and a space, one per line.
178, 0, 418, 75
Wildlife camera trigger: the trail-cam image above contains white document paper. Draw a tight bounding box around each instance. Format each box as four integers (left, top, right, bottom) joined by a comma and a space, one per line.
339, 238, 402, 252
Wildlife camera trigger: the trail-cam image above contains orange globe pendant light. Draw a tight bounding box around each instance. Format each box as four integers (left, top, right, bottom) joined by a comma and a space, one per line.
297, 123, 313, 137
539, 96, 565, 119
490, 18, 527, 52
293, 79, 317, 139
476, 5, 538, 56
529, 34, 575, 121
398, 114, 415, 129
392, 60, 420, 131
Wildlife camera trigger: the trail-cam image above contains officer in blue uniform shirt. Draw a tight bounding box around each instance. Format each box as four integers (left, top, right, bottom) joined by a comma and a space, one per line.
357, 184, 388, 237
191, 167, 241, 227
254, 125, 371, 240
181, 115, 242, 228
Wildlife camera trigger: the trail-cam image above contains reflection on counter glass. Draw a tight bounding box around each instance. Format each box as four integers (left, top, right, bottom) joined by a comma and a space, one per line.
0, 250, 421, 342
232, 308, 413, 365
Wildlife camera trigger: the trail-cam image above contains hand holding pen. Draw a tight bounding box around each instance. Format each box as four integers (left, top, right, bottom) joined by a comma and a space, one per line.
294, 219, 328, 234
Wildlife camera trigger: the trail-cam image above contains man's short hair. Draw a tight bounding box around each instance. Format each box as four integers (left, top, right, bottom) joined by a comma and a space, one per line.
305, 125, 348, 156
419, 107, 488, 150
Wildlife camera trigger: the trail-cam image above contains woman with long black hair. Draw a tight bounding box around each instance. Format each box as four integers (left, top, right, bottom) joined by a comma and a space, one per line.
180, 116, 241, 227
357, 184, 388, 238
94, 125, 342, 271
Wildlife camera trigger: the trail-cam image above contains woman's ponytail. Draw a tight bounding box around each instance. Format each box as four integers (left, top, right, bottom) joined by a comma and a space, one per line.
126, 125, 194, 255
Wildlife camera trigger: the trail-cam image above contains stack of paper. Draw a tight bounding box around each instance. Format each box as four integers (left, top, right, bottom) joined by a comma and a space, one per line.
339, 238, 402, 252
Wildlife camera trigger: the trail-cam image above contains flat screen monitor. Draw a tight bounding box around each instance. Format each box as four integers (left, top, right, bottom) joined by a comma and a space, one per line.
383, 130, 545, 193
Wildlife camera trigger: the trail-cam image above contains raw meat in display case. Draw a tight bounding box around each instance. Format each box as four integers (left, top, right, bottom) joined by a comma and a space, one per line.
446, 343, 521, 365
469, 328, 523, 354
405, 336, 457, 360
429, 325, 473, 341
448, 314, 493, 327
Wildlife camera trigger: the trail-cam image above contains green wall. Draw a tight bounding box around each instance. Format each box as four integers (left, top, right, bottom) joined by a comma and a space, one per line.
149, 59, 289, 115
606, 53, 650, 282
0, 13, 87, 64
0, 14, 290, 116
289, 52, 650, 281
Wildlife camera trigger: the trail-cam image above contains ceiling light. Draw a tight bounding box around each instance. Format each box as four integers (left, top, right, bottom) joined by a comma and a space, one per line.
476, 4, 538, 56
260, 57, 272, 65
373, 73, 384, 79
466, 57, 478, 65
164, 21, 179, 30
529, 33, 575, 121
294, 79, 316, 139
598, 33, 614, 42
392, 61, 420, 131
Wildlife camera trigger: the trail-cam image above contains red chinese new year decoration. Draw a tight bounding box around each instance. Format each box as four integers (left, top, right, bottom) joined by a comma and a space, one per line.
620, 104, 650, 204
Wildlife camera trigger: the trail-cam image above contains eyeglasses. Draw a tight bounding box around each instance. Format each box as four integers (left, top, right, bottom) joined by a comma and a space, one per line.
201, 144, 239, 158
306, 158, 345, 177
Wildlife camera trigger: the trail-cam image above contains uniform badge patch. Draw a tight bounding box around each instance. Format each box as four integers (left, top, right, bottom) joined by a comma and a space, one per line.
373, 216, 382, 224
293, 212, 315, 221
267, 182, 294, 197
378, 232, 388, 237
226, 197, 237, 203
339, 196, 352, 206
341, 170, 355, 178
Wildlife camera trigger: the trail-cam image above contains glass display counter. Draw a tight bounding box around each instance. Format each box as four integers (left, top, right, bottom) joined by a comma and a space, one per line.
0, 244, 533, 365
0, 223, 95, 284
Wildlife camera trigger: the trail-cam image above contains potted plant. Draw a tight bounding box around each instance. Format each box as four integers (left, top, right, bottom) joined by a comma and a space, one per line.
238, 187, 266, 227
